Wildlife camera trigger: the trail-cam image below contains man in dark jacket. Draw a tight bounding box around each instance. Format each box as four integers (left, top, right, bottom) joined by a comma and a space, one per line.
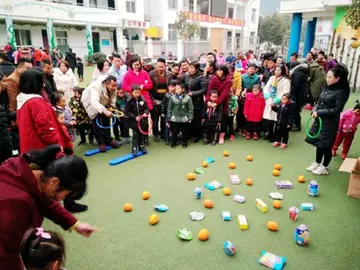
289, 62, 309, 131
262, 57, 276, 85
65, 48, 76, 71
0, 53, 15, 106
149, 58, 172, 141
41, 59, 57, 101
0, 105, 12, 164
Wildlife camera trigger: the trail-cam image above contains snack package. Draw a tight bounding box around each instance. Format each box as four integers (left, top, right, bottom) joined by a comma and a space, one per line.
206, 157, 215, 163
269, 192, 284, 200
255, 199, 268, 213
275, 181, 293, 189
224, 241, 236, 256
237, 215, 248, 230
195, 168, 205, 174
205, 180, 223, 190
233, 194, 246, 203
307, 180, 319, 197
177, 228, 193, 240
193, 187, 202, 199
229, 175, 241, 185
222, 211, 232, 221
190, 211, 205, 221
300, 203, 314, 211
154, 204, 169, 212
257, 250, 287, 270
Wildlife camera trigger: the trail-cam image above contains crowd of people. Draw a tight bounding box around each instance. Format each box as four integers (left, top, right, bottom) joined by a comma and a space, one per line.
0, 43, 357, 269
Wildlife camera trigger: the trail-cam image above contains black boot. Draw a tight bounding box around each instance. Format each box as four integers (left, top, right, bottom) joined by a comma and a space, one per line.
64, 198, 88, 213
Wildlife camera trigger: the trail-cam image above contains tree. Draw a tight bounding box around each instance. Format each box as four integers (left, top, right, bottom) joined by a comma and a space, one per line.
258, 14, 290, 49
345, 0, 360, 29
174, 11, 200, 40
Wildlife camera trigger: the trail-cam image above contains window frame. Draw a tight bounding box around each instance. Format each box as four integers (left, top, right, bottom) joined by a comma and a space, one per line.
168, 0, 178, 10
168, 24, 177, 41
56, 30, 68, 46
14, 29, 32, 46
126, 0, 136, 13
200, 27, 208, 41
228, 7, 234, 19
251, 8, 257, 23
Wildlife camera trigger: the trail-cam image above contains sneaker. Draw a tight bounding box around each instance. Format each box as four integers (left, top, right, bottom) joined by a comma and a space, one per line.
99, 144, 107, 152
332, 149, 337, 156
280, 143, 287, 149
77, 141, 86, 146
245, 132, 251, 140
124, 137, 131, 144
253, 133, 259, 140
273, 142, 280, 147
132, 146, 138, 155
154, 135, 161, 142
165, 138, 170, 145
341, 153, 347, 160
115, 137, 122, 142
306, 162, 320, 172
203, 139, 210, 145
65, 202, 88, 213
211, 140, 217, 146
139, 145, 147, 152
230, 135, 235, 141
182, 144, 188, 149
312, 164, 329, 175
109, 140, 120, 148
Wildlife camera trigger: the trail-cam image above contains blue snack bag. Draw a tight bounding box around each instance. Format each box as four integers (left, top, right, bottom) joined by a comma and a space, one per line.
258, 250, 286, 270
154, 204, 169, 212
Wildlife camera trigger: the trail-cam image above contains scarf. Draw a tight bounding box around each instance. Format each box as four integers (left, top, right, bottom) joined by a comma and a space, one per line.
270, 76, 282, 98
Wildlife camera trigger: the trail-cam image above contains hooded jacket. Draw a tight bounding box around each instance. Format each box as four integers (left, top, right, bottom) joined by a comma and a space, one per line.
0, 154, 77, 270
290, 63, 309, 107
308, 62, 326, 100
53, 67, 78, 94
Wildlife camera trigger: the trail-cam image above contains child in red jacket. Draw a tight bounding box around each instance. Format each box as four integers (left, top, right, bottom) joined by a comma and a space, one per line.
244, 84, 265, 140
55, 110, 73, 154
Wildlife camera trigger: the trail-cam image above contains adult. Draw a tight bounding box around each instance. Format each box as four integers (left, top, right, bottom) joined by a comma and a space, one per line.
207, 52, 217, 63
327, 53, 338, 70
41, 59, 57, 101
306, 52, 315, 64
108, 53, 126, 87
316, 50, 328, 72
262, 57, 276, 86
0, 53, 15, 106
0, 104, 12, 163
149, 58, 172, 142
92, 58, 110, 82
81, 75, 119, 152
308, 61, 327, 106
226, 52, 237, 64
276, 56, 284, 66
54, 60, 78, 104
171, 63, 180, 80
305, 65, 349, 175
65, 48, 76, 71
0, 145, 97, 270
5, 58, 33, 111
34, 48, 43, 67
178, 59, 190, 81
206, 65, 232, 144
125, 48, 133, 68
263, 64, 291, 141
289, 62, 309, 131
143, 57, 154, 73
184, 61, 208, 142
203, 60, 216, 83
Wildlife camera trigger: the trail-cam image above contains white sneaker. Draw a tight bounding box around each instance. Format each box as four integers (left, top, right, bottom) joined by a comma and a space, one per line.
312, 164, 329, 175
306, 162, 320, 172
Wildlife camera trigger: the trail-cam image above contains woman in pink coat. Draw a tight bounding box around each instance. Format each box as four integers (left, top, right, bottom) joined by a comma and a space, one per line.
122, 55, 153, 110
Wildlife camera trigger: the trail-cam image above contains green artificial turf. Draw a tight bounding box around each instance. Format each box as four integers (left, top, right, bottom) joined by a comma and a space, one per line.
44, 68, 360, 270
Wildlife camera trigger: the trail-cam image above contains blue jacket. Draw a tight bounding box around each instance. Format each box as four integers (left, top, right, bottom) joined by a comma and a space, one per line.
242, 73, 260, 91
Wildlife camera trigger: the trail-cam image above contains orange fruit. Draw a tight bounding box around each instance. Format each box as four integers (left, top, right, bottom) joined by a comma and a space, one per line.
229, 162, 236, 169
246, 155, 253, 161
298, 175, 305, 183
267, 221, 279, 231
123, 203, 133, 212
223, 150, 230, 157
272, 200, 282, 209
223, 187, 231, 196
204, 199, 213, 209
246, 178, 253, 186
274, 164, 282, 170
198, 229, 209, 241
187, 173, 196, 181
202, 161, 208, 168
142, 191, 150, 200
272, 169, 280, 177
149, 214, 159, 225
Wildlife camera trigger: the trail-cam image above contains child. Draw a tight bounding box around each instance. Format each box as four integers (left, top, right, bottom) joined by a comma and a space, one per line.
20, 228, 66, 270
53, 93, 76, 142
244, 84, 265, 140
332, 102, 360, 159
125, 84, 149, 155
204, 90, 223, 146
114, 89, 131, 143
76, 57, 84, 82
69, 87, 94, 145
224, 88, 238, 141
167, 82, 194, 148
162, 79, 177, 145
55, 110, 73, 154
271, 93, 295, 148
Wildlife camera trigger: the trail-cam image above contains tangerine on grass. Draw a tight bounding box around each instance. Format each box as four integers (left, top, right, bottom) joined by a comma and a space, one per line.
223, 150, 230, 157
187, 173, 196, 181
123, 203, 133, 212
229, 162, 236, 169
198, 229, 209, 241
246, 155, 253, 161
272, 200, 282, 209
267, 221, 279, 231
142, 191, 150, 200
223, 187, 231, 196
274, 164, 282, 170
149, 214, 159, 225
204, 199, 214, 209
272, 169, 281, 177
246, 178, 253, 186
202, 161, 208, 168
298, 175, 305, 183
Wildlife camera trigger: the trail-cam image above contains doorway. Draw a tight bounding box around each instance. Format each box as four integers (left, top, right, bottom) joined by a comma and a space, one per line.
41, 29, 49, 51
92, 32, 100, 53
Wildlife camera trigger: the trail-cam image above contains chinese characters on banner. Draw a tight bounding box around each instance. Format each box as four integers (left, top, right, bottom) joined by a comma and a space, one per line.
184, 11, 245, 26
124, 20, 147, 28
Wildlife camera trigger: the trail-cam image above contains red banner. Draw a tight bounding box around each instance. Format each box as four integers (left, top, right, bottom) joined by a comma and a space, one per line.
184, 11, 244, 26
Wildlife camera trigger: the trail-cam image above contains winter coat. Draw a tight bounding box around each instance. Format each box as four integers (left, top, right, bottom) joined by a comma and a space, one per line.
69, 96, 92, 125
308, 62, 326, 100
263, 76, 291, 121
205, 103, 223, 128
290, 63, 309, 107
167, 94, 194, 123
55, 105, 76, 142
162, 92, 174, 116
317, 59, 328, 72
81, 75, 117, 120
44, 74, 57, 100
77, 61, 84, 75
184, 71, 208, 111
125, 96, 149, 130
16, 93, 72, 153
228, 95, 239, 117
0, 105, 12, 162
338, 108, 360, 133
53, 67, 78, 94
305, 85, 348, 149
65, 51, 77, 70
244, 93, 266, 122
232, 71, 242, 96
116, 92, 131, 112
242, 73, 261, 91
0, 154, 78, 270
0, 60, 15, 80
262, 68, 275, 85
4, 70, 20, 111
206, 75, 232, 115
271, 101, 296, 128
122, 69, 154, 110
149, 70, 172, 101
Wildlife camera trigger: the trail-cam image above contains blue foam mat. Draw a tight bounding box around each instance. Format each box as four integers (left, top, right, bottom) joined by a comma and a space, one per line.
84, 141, 122, 157
109, 151, 147, 166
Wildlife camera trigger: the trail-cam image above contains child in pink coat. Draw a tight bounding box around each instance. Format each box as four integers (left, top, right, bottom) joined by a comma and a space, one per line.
244, 84, 265, 140
332, 102, 360, 159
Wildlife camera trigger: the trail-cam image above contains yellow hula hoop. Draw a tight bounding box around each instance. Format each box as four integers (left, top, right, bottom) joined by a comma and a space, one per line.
109, 108, 125, 118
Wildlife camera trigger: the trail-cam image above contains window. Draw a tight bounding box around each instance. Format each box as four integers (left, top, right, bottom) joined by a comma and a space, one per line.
168, 0, 177, 9
251, 8, 257, 23
227, 31, 232, 38
250, 32, 255, 44
200, 28, 208, 41
56, 31, 68, 46
126, 0, 136, 13
89, 0, 97, 7
15, 29, 31, 46
228, 8, 234, 19
189, 0, 194, 11
168, 24, 177, 41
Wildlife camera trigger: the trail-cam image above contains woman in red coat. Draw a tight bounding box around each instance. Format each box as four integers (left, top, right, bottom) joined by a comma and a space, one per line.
206, 65, 232, 144
0, 145, 97, 270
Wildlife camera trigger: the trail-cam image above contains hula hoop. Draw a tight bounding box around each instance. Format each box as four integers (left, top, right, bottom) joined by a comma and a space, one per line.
96, 114, 117, 129
306, 116, 322, 139
109, 108, 125, 118
138, 116, 153, 135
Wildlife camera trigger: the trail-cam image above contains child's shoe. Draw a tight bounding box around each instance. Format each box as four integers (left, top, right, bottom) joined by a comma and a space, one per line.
219, 132, 225, 145
280, 143, 287, 149
341, 153, 347, 160
132, 146, 138, 155
139, 145, 147, 152
110, 140, 120, 148
203, 139, 210, 145
332, 149, 337, 156
165, 138, 170, 145
306, 162, 320, 172
99, 144, 107, 152
211, 140, 217, 146
312, 164, 329, 175
78, 141, 86, 146
230, 134, 235, 141
182, 143, 188, 149
272, 142, 280, 147
245, 132, 251, 140
253, 133, 259, 140
238, 129, 245, 137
